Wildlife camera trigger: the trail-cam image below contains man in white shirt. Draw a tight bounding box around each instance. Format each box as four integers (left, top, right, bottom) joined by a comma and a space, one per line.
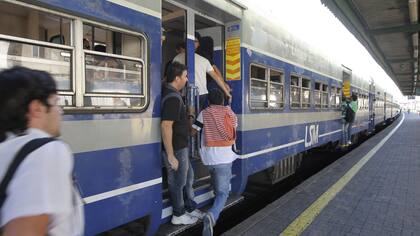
173, 32, 231, 110
0, 67, 84, 236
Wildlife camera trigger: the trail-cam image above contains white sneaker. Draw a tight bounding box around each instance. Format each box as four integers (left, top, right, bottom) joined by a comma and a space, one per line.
171, 214, 198, 225
186, 209, 205, 219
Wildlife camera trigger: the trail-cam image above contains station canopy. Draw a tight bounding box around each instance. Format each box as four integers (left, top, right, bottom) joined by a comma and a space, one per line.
322, 0, 420, 95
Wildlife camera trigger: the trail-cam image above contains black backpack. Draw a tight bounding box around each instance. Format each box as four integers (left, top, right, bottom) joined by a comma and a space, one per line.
345, 103, 355, 123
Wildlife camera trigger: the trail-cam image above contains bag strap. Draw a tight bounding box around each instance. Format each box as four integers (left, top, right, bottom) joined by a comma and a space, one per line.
0, 137, 56, 209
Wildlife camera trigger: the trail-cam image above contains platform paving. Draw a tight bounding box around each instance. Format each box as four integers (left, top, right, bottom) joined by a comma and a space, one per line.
224, 113, 420, 236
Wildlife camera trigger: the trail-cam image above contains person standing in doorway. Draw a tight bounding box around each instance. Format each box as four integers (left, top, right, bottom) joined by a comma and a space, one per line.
173, 32, 231, 110
343, 94, 358, 145
161, 62, 204, 225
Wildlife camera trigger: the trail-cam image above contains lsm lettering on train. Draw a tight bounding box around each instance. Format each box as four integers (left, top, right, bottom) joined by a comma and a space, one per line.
305, 124, 319, 147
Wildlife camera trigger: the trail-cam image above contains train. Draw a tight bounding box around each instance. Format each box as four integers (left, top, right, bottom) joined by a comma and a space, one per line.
0, 0, 400, 235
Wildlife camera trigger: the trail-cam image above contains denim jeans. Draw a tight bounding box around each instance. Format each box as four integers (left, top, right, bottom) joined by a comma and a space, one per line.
207, 162, 232, 221
163, 147, 197, 216
343, 122, 353, 143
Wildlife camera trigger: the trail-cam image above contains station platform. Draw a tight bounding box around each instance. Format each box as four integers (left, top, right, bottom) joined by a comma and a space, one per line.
224, 113, 420, 236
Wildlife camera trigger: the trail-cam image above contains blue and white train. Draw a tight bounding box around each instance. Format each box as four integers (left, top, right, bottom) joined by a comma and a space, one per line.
0, 0, 400, 235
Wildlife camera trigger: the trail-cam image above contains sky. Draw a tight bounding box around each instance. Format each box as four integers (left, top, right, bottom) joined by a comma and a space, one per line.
237, 0, 406, 101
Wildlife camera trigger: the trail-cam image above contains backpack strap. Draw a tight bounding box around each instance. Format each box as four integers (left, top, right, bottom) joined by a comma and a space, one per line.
0, 137, 56, 209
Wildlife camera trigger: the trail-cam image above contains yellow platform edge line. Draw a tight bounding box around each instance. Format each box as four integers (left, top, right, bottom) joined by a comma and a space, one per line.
280, 114, 405, 236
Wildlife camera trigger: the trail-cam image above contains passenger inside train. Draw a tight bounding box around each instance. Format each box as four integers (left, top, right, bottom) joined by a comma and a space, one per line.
161, 2, 235, 228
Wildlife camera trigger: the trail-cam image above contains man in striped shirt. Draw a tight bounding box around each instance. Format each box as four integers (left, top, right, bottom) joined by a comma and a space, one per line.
191, 88, 238, 236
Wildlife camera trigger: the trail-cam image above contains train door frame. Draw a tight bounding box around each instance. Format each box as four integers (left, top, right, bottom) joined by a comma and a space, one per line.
164, 0, 227, 85
160, 0, 244, 224
341, 66, 352, 145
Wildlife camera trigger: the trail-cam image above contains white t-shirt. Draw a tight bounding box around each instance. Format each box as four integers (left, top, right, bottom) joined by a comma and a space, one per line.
0, 128, 84, 236
192, 112, 238, 165
173, 52, 214, 95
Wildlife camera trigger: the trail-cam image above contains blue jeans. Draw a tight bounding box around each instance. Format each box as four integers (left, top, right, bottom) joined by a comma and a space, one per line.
163, 147, 197, 216
343, 122, 353, 143
207, 163, 232, 221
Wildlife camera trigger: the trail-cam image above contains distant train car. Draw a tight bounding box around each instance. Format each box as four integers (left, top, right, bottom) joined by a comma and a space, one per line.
0, 0, 400, 235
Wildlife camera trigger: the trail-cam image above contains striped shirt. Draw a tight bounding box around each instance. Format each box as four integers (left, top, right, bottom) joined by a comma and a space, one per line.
192, 107, 238, 165
197, 105, 237, 147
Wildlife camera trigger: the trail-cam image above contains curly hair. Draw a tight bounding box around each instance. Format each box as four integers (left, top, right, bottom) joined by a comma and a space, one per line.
0, 67, 57, 142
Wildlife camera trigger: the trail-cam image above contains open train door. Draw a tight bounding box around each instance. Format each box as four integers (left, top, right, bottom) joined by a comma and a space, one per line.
341, 65, 352, 145
159, 1, 244, 234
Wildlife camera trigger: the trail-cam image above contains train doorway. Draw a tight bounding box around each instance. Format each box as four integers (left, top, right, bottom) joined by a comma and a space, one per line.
160, 1, 242, 227
161, 0, 228, 206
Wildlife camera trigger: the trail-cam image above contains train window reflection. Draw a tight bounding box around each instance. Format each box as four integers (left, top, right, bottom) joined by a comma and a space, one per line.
290, 75, 311, 109
250, 64, 284, 110
0, 2, 71, 46
0, 1, 74, 106
0, 40, 72, 90
83, 23, 146, 108
85, 54, 142, 94
321, 84, 329, 108
314, 82, 321, 108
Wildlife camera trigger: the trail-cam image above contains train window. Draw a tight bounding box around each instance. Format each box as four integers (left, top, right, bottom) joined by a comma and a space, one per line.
250, 65, 268, 108
357, 94, 363, 110
314, 82, 321, 108
268, 69, 284, 108
365, 94, 369, 109
83, 23, 146, 108
321, 84, 329, 108
0, 2, 74, 106
301, 78, 311, 108
250, 65, 284, 109
314, 83, 328, 109
330, 86, 341, 109
0, 2, 71, 46
290, 75, 310, 109
336, 87, 341, 108
290, 75, 301, 108
330, 87, 336, 107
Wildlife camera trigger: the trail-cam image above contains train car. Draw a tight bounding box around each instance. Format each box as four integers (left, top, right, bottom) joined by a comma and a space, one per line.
0, 0, 401, 235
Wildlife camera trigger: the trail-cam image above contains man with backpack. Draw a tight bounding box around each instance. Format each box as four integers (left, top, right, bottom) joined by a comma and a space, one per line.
343, 94, 358, 145
191, 88, 238, 236
161, 62, 204, 225
0, 67, 84, 235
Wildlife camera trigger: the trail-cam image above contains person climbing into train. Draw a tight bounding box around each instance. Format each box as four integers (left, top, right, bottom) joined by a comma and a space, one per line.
196, 36, 230, 102
173, 32, 231, 111
191, 88, 238, 236
161, 62, 205, 225
343, 94, 358, 145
